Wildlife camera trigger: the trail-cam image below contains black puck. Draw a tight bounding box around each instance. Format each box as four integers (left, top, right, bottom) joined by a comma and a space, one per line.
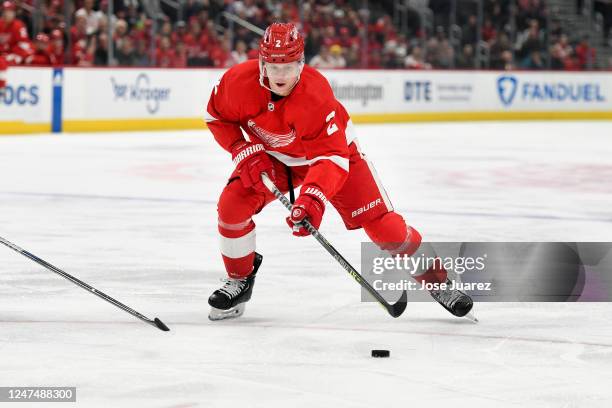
371, 349, 390, 358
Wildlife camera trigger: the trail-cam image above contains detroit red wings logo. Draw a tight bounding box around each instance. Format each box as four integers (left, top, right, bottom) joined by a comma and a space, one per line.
247, 120, 296, 148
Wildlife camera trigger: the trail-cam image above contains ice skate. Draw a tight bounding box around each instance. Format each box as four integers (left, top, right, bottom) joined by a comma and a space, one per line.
208, 252, 263, 321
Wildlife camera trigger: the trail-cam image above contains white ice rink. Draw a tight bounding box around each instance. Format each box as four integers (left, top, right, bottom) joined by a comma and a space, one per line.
1, 121, 611, 407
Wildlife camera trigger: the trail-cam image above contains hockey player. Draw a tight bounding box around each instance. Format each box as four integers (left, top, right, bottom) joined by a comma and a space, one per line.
205, 22, 473, 321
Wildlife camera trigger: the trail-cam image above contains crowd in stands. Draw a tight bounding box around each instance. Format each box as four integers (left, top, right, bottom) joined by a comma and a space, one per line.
1, 0, 611, 71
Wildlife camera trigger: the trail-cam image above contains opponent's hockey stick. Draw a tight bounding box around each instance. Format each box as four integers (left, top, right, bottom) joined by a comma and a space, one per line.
261, 173, 407, 318
0, 236, 170, 331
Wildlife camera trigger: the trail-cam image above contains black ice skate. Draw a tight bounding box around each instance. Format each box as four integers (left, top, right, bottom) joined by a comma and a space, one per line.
429, 279, 474, 318
208, 252, 263, 321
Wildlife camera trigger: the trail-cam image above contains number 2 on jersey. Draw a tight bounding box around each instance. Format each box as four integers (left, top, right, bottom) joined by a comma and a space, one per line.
326, 110, 338, 136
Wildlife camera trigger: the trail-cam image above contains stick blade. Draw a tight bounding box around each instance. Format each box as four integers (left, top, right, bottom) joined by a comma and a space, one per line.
154, 317, 170, 331
388, 290, 408, 318
464, 312, 479, 323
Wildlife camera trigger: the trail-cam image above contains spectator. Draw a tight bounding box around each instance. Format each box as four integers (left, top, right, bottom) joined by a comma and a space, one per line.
74, 35, 95, 66
94, 31, 108, 65
71, 10, 89, 47
133, 39, 150, 66
344, 44, 360, 67
549, 18, 564, 40
49, 29, 64, 65
575, 35, 597, 69
517, 20, 543, 60
124, 3, 141, 29
25, 33, 53, 65
481, 18, 497, 43
210, 38, 232, 67
159, 20, 173, 43
517, 0, 547, 29
404, 45, 431, 69
462, 15, 478, 45
520, 50, 545, 69
427, 27, 454, 68
113, 19, 129, 51
116, 36, 136, 66
76, 0, 103, 36
328, 44, 346, 67
173, 41, 188, 67
1, 0, 33, 66
173, 20, 188, 44
455, 43, 475, 68
230, 40, 248, 66
155, 35, 175, 67
500, 50, 516, 70
232, 0, 259, 19
550, 34, 572, 70
490, 32, 512, 68
309, 44, 345, 68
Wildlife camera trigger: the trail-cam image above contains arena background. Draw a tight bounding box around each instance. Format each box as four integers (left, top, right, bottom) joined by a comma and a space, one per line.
1, 0, 612, 133
1, 1, 612, 408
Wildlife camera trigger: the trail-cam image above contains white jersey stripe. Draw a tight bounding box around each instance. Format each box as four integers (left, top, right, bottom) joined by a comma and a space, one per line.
345, 119, 357, 145
220, 229, 256, 259
364, 158, 394, 213
204, 109, 218, 123
218, 218, 253, 231
267, 151, 349, 172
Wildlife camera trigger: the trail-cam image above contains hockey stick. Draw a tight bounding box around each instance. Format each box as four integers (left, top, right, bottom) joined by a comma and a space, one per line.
261, 173, 407, 318
0, 236, 170, 331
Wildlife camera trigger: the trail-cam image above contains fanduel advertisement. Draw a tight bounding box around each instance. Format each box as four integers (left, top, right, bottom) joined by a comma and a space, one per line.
496, 74, 608, 109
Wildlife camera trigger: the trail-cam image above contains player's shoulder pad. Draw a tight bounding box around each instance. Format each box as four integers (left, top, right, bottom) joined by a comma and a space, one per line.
221, 59, 259, 85
298, 65, 336, 105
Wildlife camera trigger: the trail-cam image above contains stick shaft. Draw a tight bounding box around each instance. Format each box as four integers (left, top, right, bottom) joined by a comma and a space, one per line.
0, 236, 161, 328
260, 173, 406, 317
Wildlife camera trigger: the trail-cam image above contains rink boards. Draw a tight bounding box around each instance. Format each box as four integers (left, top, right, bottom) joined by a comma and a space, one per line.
1, 66, 612, 134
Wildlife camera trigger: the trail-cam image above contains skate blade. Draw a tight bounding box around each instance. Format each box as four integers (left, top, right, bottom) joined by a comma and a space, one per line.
208, 304, 245, 321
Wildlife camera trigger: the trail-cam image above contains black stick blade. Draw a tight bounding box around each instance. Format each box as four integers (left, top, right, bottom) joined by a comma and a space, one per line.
154, 318, 170, 331
389, 290, 408, 318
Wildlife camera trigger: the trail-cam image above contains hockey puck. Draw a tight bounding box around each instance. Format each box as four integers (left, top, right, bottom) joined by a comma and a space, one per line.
371, 349, 390, 358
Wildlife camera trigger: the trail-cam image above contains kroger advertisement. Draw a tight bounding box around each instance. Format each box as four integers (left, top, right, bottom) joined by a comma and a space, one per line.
0, 67, 52, 133
61, 68, 219, 122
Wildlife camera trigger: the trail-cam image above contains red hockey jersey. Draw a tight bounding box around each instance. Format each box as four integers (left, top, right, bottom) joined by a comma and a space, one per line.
0, 18, 31, 57
206, 59, 354, 200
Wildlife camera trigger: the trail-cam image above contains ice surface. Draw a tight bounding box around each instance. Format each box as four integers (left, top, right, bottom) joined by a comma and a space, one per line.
1, 122, 611, 407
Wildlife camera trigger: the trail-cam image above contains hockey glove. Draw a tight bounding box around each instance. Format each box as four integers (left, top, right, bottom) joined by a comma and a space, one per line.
286, 186, 326, 236
231, 141, 275, 193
